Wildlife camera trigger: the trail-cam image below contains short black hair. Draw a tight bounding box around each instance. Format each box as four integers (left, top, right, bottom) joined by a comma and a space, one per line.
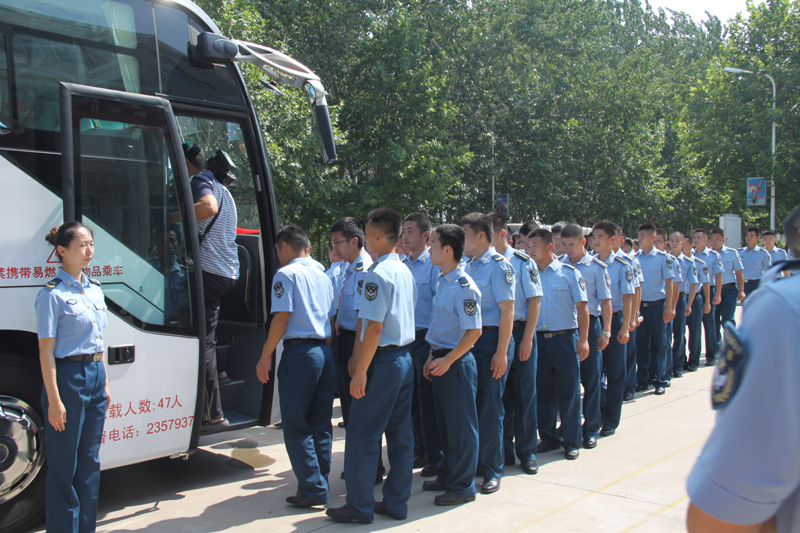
762, 229, 776, 237
460, 212, 493, 243
615, 223, 624, 237
520, 220, 539, 238
276, 225, 310, 252
671, 230, 686, 239
487, 211, 508, 236
746, 226, 760, 236
183, 142, 205, 170
331, 217, 366, 248
655, 228, 668, 240
693, 228, 708, 236
403, 212, 432, 235
551, 221, 567, 235
624, 237, 633, 247
638, 223, 656, 234
561, 223, 584, 240
433, 224, 465, 261
530, 228, 553, 246
710, 227, 725, 237
593, 221, 617, 239
367, 208, 402, 246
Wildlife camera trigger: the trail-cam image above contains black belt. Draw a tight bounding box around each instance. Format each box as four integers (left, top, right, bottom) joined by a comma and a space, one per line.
415, 329, 428, 340
376, 344, 402, 352
536, 328, 575, 339
431, 349, 449, 359
612, 310, 623, 319
679, 291, 685, 296
339, 328, 356, 336
284, 338, 325, 347
721, 283, 736, 289
513, 320, 526, 328
641, 298, 666, 308
60, 352, 103, 363
482, 325, 498, 330
746, 279, 760, 283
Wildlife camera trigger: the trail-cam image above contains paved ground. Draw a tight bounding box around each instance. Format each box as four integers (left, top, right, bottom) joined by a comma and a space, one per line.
30, 310, 739, 533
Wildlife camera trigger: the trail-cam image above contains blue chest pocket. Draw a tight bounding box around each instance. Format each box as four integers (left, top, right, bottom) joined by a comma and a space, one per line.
60, 300, 91, 336
93, 300, 108, 328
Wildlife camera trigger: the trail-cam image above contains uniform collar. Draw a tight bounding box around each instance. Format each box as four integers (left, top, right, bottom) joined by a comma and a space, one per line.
348, 250, 372, 271
639, 247, 659, 257
440, 265, 466, 284
701, 246, 714, 255
543, 259, 563, 272
289, 256, 313, 266
477, 247, 497, 263
678, 252, 690, 261
57, 267, 86, 286
408, 247, 430, 263
744, 245, 761, 252
376, 253, 400, 263
716, 245, 729, 254
568, 252, 592, 266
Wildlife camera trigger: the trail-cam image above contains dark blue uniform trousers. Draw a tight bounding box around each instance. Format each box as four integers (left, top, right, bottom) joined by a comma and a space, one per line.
580, 315, 603, 439
625, 317, 637, 396
702, 286, 717, 363
335, 330, 355, 425
42, 359, 107, 533
600, 313, 626, 431
278, 342, 336, 503
686, 290, 704, 368
671, 293, 688, 373
715, 284, 738, 352
432, 352, 479, 498
344, 347, 414, 522
502, 322, 538, 462
743, 280, 759, 297
409, 335, 441, 467
472, 328, 514, 480
636, 301, 669, 386
536, 329, 581, 450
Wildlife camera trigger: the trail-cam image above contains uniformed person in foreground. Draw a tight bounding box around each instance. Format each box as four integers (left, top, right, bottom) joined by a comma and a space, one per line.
668, 231, 697, 378
529, 228, 589, 460
686, 207, 800, 533
327, 208, 417, 524
37, 222, 110, 533
490, 214, 542, 474
692, 229, 723, 366
709, 228, 745, 354
421, 224, 482, 506
739, 226, 772, 297
684, 238, 711, 372
460, 212, 515, 494
256, 225, 335, 508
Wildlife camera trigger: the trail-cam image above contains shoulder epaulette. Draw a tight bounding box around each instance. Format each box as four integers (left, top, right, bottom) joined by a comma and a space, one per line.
458, 276, 470, 288
367, 262, 378, 272
614, 255, 629, 266
355, 261, 364, 271
89, 278, 101, 285
493, 254, 504, 261
44, 278, 62, 289
562, 262, 576, 270
591, 257, 608, 268
694, 256, 706, 265
513, 250, 531, 262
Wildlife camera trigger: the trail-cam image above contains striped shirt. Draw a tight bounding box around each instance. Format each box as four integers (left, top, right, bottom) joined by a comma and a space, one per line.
192, 171, 240, 280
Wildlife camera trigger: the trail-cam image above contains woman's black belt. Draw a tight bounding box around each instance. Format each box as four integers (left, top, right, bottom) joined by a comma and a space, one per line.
431, 349, 450, 359
60, 353, 103, 362
284, 338, 325, 347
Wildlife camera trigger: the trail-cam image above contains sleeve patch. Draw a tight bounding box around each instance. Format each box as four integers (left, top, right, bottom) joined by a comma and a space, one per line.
365, 283, 378, 301
274, 281, 284, 298
464, 299, 478, 315
530, 269, 539, 282
625, 270, 633, 282
667, 257, 674, 269
357, 280, 363, 294
712, 323, 748, 410
703, 266, 709, 275
505, 270, 514, 284
605, 273, 612, 286
579, 277, 586, 290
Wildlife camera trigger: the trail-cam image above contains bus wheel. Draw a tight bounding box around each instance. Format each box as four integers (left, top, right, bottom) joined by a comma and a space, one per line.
0, 355, 46, 533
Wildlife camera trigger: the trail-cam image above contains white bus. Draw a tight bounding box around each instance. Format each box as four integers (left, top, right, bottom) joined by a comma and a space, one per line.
0, 1, 335, 531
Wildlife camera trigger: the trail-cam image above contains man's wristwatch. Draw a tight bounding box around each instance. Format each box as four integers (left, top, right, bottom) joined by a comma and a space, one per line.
601, 331, 611, 338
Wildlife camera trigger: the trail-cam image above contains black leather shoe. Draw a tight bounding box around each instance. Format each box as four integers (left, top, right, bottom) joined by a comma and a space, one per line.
326, 506, 371, 524
705, 359, 716, 367
340, 471, 345, 479
623, 391, 635, 402
338, 421, 346, 428
599, 427, 616, 437
374, 500, 405, 520
664, 381, 671, 388
480, 477, 501, 494
685, 365, 698, 372
422, 479, 448, 491
537, 441, 561, 453
521, 459, 539, 475
434, 490, 476, 506
582, 436, 597, 449
635, 382, 649, 392
286, 492, 323, 508
505, 456, 516, 466
420, 464, 438, 478
672, 371, 683, 378
565, 447, 580, 460
413, 455, 427, 469
654, 386, 666, 395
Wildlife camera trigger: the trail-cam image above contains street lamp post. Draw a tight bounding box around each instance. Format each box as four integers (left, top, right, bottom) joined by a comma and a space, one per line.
723, 66, 777, 230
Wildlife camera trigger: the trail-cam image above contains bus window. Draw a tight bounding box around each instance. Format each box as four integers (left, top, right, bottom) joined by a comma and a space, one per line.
0, 34, 10, 134
73, 99, 195, 333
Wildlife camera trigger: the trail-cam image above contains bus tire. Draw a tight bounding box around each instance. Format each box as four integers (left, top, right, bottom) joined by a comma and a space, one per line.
0, 354, 47, 533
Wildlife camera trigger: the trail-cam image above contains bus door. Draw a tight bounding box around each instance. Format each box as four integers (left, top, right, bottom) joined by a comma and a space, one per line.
59, 83, 205, 468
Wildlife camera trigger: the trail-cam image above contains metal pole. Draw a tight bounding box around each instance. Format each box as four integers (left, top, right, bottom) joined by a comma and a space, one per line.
766, 73, 776, 231
491, 118, 496, 211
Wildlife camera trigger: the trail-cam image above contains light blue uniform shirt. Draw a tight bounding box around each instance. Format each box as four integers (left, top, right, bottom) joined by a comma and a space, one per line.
338, 251, 373, 331
677, 253, 698, 294
686, 271, 800, 532
358, 253, 417, 347
325, 260, 347, 318
636, 248, 674, 302
602, 253, 635, 313
695, 247, 724, 287
738, 246, 772, 281
563, 253, 611, 317
271, 257, 333, 340
670, 252, 683, 287
717, 245, 743, 285
537, 260, 587, 331
693, 256, 710, 286
503, 247, 542, 322
35, 268, 108, 358
426, 267, 482, 350
767, 246, 789, 264
467, 247, 515, 327
404, 248, 441, 331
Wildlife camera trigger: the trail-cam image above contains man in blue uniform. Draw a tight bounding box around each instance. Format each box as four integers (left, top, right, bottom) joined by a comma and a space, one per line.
420, 224, 482, 506
693, 229, 724, 366
327, 208, 417, 524
551, 221, 567, 258
655, 228, 682, 383
668, 231, 697, 378
762, 229, 790, 281
401, 212, 441, 475
686, 251, 800, 532
461, 212, 515, 494
561, 223, 611, 449
613, 226, 642, 402
256, 226, 335, 508
739, 227, 772, 297
709, 228, 745, 352
684, 238, 710, 373
529, 229, 589, 460
592, 222, 634, 437
489, 214, 542, 474
634, 223, 674, 395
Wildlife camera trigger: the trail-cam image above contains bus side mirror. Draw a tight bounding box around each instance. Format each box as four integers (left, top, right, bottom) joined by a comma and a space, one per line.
189, 32, 239, 67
